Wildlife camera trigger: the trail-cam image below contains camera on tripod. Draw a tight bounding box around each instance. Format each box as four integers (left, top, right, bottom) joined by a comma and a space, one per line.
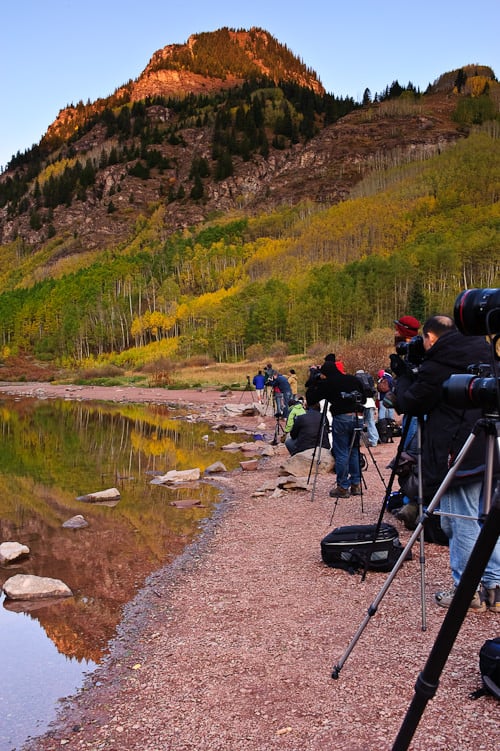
340, 389, 364, 407
443, 288, 500, 412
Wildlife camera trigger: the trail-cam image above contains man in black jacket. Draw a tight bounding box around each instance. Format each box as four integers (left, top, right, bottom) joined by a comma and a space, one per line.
306, 360, 366, 498
285, 402, 330, 456
392, 315, 500, 613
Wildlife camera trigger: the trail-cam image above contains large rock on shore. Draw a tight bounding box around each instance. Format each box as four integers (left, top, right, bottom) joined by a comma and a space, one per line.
280, 448, 334, 476
2, 574, 73, 600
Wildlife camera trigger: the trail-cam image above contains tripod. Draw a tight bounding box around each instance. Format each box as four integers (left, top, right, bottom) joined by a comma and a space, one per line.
331, 414, 500, 697
307, 400, 332, 502
270, 414, 285, 446
238, 376, 255, 404
362, 416, 429, 633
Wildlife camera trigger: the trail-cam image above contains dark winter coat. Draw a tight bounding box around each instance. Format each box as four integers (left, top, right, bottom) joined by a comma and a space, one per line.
394, 328, 492, 498
290, 408, 330, 453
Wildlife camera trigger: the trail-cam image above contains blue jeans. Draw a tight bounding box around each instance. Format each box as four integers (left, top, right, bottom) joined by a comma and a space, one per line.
363, 407, 378, 446
333, 413, 363, 489
439, 480, 500, 589
403, 415, 418, 453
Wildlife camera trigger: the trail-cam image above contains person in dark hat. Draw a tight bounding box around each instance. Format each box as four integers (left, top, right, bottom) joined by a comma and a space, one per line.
316, 352, 346, 375
306, 361, 365, 498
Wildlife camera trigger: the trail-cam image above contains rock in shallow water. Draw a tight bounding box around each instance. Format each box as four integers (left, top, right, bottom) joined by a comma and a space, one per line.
2, 573, 73, 600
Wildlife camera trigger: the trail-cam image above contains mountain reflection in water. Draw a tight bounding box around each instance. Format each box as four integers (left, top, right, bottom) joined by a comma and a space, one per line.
0, 396, 247, 749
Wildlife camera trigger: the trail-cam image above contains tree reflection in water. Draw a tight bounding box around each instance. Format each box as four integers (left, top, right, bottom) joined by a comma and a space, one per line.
0, 397, 247, 749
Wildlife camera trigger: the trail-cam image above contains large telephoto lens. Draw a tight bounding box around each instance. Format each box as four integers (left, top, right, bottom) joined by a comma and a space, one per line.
443, 373, 500, 411
454, 288, 500, 336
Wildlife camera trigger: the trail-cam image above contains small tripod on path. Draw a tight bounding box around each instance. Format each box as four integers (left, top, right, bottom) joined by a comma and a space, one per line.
271, 414, 285, 446
238, 375, 255, 404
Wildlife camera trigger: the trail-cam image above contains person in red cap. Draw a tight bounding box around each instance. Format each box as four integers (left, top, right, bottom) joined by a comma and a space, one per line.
394, 315, 421, 344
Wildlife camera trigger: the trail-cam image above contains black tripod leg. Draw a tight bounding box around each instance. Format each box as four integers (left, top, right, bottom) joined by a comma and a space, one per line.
376, 415, 412, 528
392, 482, 500, 751
311, 402, 333, 502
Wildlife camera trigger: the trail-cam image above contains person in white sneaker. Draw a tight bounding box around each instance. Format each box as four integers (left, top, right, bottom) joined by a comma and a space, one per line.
391, 315, 500, 613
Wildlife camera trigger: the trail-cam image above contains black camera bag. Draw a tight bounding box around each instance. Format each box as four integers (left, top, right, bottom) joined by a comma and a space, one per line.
320, 522, 406, 573
470, 637, 500, 700
376, 418, 395, 443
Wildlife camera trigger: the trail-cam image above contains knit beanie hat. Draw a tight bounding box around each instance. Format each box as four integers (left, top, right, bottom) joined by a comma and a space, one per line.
320, 361, 339, 377
394, 315, 420, 339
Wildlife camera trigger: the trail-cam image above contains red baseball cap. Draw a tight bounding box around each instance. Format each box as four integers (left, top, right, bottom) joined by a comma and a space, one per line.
394, 315, 420, 338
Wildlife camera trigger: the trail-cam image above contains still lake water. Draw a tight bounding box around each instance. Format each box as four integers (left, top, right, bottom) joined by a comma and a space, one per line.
0, 396, 249, 750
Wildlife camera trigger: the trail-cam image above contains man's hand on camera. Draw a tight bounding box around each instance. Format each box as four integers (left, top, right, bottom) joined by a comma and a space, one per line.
389, 353, 411, 377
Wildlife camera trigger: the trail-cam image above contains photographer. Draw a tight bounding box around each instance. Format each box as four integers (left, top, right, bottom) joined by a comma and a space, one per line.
306, 360, 366, 498
269, 370, 292, 418
286, 400, 330, 456
391, 314, 500, 613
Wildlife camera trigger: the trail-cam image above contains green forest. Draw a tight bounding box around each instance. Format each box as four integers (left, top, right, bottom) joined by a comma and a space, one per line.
0, 127, 498, 367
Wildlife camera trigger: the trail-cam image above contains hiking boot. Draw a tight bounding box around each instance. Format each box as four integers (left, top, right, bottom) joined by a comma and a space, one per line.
350, 483, 362, 496
394, 501, 418, 530
329, 485, 350, 498
434, 586, 486, 612
482, 585, 500, 613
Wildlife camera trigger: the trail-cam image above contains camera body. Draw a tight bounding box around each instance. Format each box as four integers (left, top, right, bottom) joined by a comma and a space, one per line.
395, 335, 426, 367
340, 389, 364, 406
443, 288, 500, 412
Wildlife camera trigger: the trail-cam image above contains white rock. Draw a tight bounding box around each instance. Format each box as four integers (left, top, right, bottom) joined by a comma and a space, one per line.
0, 541, 30, 564
62, 515, 89, 529
151, 467, 201, 484
76, 487, 121, 502
3, 574, 73, 600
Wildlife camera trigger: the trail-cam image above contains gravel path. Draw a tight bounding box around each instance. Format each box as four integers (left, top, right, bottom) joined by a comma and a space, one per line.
1, 383, 497, 751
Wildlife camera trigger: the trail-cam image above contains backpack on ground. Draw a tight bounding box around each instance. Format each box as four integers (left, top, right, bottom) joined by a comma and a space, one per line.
356, 371, 376, 399
471, 637, 500, 700
320, 522, 408, 573
376, 417, 397, 443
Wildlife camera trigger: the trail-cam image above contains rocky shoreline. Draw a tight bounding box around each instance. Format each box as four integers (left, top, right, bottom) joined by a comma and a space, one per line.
1, 383, 497, 751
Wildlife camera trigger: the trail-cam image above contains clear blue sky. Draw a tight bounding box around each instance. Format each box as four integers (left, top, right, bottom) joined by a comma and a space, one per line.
1, 0, 498, 169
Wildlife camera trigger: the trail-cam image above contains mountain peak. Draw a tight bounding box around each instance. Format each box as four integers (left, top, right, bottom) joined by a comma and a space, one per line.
129, 27, 324, 101
42, 27, 324, 151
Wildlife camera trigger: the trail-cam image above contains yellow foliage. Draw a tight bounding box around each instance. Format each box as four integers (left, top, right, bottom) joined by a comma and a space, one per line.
37, 157, 79, 186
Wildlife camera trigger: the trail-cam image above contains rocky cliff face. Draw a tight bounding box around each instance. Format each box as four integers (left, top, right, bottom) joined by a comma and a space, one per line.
0, 97, 464, 255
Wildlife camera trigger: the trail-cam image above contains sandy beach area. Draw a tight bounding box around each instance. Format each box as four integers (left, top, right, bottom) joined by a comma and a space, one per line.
0, 382, 498, 751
